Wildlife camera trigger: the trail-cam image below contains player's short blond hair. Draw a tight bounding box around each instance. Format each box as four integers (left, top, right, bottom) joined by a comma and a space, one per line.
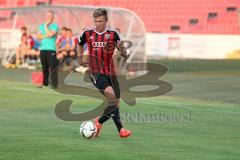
93, 8, 108, 21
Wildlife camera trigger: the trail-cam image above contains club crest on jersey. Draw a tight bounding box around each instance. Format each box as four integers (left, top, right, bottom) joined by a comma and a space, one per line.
105, 34, 110, 39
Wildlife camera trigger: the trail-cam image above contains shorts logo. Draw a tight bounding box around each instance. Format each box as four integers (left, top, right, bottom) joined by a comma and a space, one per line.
92, 42, 107, 48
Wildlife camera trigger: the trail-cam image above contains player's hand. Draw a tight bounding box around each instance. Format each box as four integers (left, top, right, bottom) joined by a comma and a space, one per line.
118, 41, 128, 58
120, 52, 129, 58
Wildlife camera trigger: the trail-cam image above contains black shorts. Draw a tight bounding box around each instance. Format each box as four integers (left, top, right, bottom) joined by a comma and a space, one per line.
89, 73, 120, 98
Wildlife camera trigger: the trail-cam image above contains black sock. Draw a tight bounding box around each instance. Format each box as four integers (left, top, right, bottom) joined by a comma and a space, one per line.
98, 102, 116, 124
111, 108, 123, 132
98, 113, 111, 124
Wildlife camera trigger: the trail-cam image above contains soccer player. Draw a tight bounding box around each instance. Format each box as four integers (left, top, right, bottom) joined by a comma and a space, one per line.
77, 8, 132, 138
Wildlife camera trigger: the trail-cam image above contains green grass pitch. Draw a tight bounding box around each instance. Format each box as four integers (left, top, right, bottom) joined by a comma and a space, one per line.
0, 60, 240, 160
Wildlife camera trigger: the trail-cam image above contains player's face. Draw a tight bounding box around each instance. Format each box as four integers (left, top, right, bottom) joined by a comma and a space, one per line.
61, 29, 67, 37
94, 16, 107, 33
45, 12, 54, 22
67, 30, 72, 37
21, 29, 27, 34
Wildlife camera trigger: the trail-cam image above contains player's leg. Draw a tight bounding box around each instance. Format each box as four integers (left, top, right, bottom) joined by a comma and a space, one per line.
48, 51, 58, 88
35, 50, 40, 65
97, 85, 131, 138
112, 98, 132, 138
57, 53, 63, 59
27, 49, 37, 70
99, 86, 118, 123
90, 74, 131, 137
103, 90, 123, 133
30, 49, 38, 63
61, 51, 67, 57
103, 86, 132, 138
56, 52, 64, 63
59, 51, 68, 64
93, 85, 116, 137
36, 50, 40, 57
110, 76, 132, 138
69, 50, 76, 59
21, 45, 29, 68
89, 74, 113, 136
68, 50, 76, 65
15, 46, 21, 66
40, 50, 49, 86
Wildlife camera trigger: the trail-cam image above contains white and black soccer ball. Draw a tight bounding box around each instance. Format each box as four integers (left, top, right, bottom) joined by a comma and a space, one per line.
80, 121, 97, 139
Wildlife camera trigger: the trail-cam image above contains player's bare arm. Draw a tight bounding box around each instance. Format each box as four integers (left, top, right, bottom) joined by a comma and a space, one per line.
77, 44, 89, 68
77, 43, 84, 65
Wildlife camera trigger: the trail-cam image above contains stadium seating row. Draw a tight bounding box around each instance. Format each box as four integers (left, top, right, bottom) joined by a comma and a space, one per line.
0, 0, 239, 34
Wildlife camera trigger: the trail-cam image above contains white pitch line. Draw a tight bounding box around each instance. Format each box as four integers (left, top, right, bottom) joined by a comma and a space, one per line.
2, 85, 240, 115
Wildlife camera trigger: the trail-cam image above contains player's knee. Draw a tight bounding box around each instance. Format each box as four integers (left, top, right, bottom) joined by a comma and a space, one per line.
62, 51, 67, 56
104, 86, 117, 101
70, 51, 75, 57
57, 54, 64, 59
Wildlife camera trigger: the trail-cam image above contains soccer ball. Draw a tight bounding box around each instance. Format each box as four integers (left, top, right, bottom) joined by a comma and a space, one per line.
80, 121, 97, 139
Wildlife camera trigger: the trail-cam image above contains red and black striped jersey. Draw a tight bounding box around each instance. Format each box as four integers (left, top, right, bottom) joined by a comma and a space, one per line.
78, 27, 121, 75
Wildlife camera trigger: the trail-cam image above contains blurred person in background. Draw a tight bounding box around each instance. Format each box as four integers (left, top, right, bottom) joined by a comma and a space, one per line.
37, 10, 59, 88
15, 27, 34, 68
56, 27, 77, 65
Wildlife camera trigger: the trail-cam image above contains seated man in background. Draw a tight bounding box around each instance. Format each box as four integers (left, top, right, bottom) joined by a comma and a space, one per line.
67, 28, 78, 55
4, 26, 32, 69
15, 27, 33, 67
56, 27, 77, 65
15, 33, 33, 68
56, 27, 67, 60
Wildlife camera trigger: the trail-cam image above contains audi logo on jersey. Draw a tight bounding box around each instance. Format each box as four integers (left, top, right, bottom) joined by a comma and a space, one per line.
92, 42, 107, 47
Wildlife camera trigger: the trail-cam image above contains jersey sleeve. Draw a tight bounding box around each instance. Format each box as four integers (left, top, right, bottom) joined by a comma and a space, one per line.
114, 31, 121, 43
114, 31, 125, 51
51, 23, 59, 32
78, 31, 87, 46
